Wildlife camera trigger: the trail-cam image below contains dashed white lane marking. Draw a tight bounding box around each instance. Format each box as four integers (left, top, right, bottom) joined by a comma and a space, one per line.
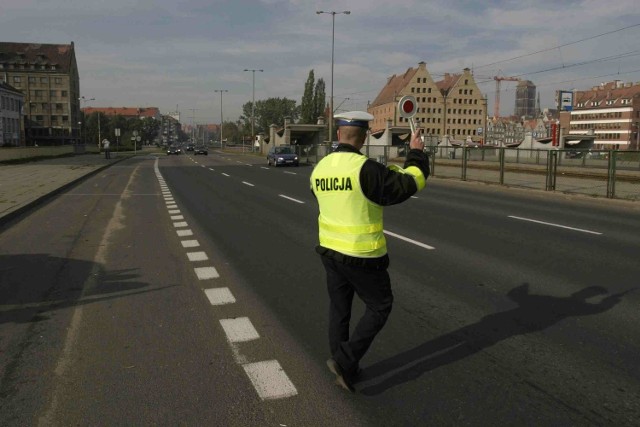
383, 229, 435, 250
204, 287, 236, 305
173, 221, 188, 228
283, 171, 296, 175
411, 196, 418, 199
201, 165, 206, 168
245, 164, 252, 167
165, 198, 175, 203
242, 181, 255, 187
508, 215, 603, 235
209, 168, 215, 171
243, 360, 298, 401
171, 215, 184, 220
279, 194, 304, 204
167, 204, 178, 209
187, 251, 208, 261
222, 173, 230, 177
261, 167, 269, 170
177, 229, 193, 237
220, 317, 260, 342
194, 266, 220, 280
168, 209, 181, 214
181, 239, 200, 248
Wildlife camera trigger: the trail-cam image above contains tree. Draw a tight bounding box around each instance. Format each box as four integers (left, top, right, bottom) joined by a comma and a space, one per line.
313, 78, 326, 123
241, 98, 299, 135
300, 70, 315, 123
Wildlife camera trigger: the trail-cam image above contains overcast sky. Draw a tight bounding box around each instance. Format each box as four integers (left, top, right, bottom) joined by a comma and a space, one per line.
3, 0, 639, 125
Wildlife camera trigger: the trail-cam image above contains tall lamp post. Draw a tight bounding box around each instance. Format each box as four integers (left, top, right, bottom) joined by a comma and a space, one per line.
214, 89, 228, 147
316, 10, 350, 143
244, 69, 263, 151
78, 96, 94, 144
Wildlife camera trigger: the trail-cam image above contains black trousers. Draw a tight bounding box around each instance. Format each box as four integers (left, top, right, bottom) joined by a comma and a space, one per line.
321, 255, 393, 375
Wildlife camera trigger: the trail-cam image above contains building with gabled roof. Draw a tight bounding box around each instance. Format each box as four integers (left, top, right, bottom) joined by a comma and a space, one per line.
368, 62, 487, 143
0, 41, 80, 146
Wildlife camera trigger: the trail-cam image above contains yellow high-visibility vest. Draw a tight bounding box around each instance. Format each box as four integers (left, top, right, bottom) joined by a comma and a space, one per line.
311, 152, 386, 258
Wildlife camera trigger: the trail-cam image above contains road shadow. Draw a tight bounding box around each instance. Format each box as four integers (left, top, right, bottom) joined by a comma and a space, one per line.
358, 283, 632, 396
0, 253, 175, 325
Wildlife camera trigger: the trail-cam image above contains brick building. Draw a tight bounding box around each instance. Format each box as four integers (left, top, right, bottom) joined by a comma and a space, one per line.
570, 80, 640, 150
368, 62, 487, 142
0, 42, 80, 146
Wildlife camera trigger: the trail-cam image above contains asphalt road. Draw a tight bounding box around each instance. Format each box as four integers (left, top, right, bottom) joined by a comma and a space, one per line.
1, 150, 639, 426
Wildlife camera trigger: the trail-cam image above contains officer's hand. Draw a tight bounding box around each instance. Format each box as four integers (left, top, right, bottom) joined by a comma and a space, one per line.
410, 129, 424, 151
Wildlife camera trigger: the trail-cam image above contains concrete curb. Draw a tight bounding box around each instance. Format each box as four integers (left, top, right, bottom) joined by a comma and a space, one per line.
0, 155, 132, 229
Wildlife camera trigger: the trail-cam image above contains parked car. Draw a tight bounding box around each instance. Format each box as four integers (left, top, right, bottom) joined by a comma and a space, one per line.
167, 145, 182, 155
194, 145, 208, 155
267, 146, 299, 167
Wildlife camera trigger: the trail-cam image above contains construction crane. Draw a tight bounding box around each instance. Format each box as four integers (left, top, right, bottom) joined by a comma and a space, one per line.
493, 75, 520, 118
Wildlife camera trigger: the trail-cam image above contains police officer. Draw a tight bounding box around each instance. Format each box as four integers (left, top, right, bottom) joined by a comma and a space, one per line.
311, 111, 429, 392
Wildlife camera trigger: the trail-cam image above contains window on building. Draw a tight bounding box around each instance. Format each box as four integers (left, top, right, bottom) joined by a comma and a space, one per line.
55, 77, 62, 85
41, 77, 48, 84
29, 76, 36, 83
61, 91, 68, 97
13, 76, 21, 83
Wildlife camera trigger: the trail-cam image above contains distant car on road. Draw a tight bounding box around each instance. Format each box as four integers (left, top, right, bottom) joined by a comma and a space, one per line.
167, 145, 182, 155
186, 144, 195, 152
194, 145, 208, 155
267, 146, 299, 167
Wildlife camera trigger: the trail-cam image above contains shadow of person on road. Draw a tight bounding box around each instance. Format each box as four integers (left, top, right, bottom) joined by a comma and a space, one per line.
0, 254, 176, 325
358, 283, 633, 395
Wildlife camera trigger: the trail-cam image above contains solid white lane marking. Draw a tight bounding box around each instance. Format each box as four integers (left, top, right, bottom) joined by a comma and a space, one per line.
279, 194, 304, 204
176, 229, 193, 237
508, 215, 603, 235
383, 230, 435, 250
219, 317, 259, 342
242, 181, 255, 187
283, 171, 296, 175
204, 287, 236, 305
194, 266, 219, 280
173, 221, 188, 228
168, 209, 181, 214
181, 239, 200, 248
243, 360, 298, 401
222, 173, 230, 177
170, 215, 184, 220
187, 251, 208, 261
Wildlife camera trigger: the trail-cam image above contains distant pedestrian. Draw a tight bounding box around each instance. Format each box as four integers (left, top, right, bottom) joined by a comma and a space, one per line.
102, 138, 111, 159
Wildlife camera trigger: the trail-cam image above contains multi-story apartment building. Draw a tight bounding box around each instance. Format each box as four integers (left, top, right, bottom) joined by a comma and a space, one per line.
0, 42, 80, 146
368, 62, 486, 141
82, 107, 162, 121
0, 81, 24, 146
569, 80, 640, 150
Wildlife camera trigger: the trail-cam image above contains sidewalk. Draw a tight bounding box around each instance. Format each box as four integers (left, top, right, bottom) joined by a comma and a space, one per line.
0, 153, 128, 226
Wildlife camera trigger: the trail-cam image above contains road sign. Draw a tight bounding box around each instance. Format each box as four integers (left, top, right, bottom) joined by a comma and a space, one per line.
398, 95, 418, 119
115, 128, 121, 136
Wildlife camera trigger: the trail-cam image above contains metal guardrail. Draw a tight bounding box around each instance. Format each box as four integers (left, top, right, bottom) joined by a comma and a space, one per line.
296, 144, 640, 201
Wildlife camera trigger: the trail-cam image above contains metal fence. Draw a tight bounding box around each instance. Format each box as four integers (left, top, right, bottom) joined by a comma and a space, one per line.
296, 144, 640, 201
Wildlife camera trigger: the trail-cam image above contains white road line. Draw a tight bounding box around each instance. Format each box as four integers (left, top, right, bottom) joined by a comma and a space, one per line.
219, 317, 259, 342
245, 164, 253, 167
384, 230, 435, 250
242, 181, 255, 187
173, 221, 188, 228
243, 360, 298, 401
181, 239, 200, 248
279, 194, 304, 204
411, 196, 418, 199
209, 168, 215, 171
261, 167, 269, 170
201, 165, 206, 168
187, 251, 208, 261
170, 215, 184, 220
168, 209, 181, 214
194, 266, 219, 280
176, 229, 193, 237
283, 171, 297, 175
508, 215, 603, 235
167, 204, 178, 209
222, 173, 230, 177
204, 287, 236, 305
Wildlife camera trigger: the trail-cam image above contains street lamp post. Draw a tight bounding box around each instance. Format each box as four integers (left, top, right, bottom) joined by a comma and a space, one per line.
244, 69, 263, 152
214, 89, 228, 147
316, 10, 350, 144
78, 96, 95, 145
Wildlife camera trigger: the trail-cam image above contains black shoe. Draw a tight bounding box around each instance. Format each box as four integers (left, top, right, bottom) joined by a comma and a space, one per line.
326, 358, 355, 393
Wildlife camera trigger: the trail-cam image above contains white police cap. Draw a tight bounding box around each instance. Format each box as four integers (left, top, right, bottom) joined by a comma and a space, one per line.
334, 111, 374, 128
